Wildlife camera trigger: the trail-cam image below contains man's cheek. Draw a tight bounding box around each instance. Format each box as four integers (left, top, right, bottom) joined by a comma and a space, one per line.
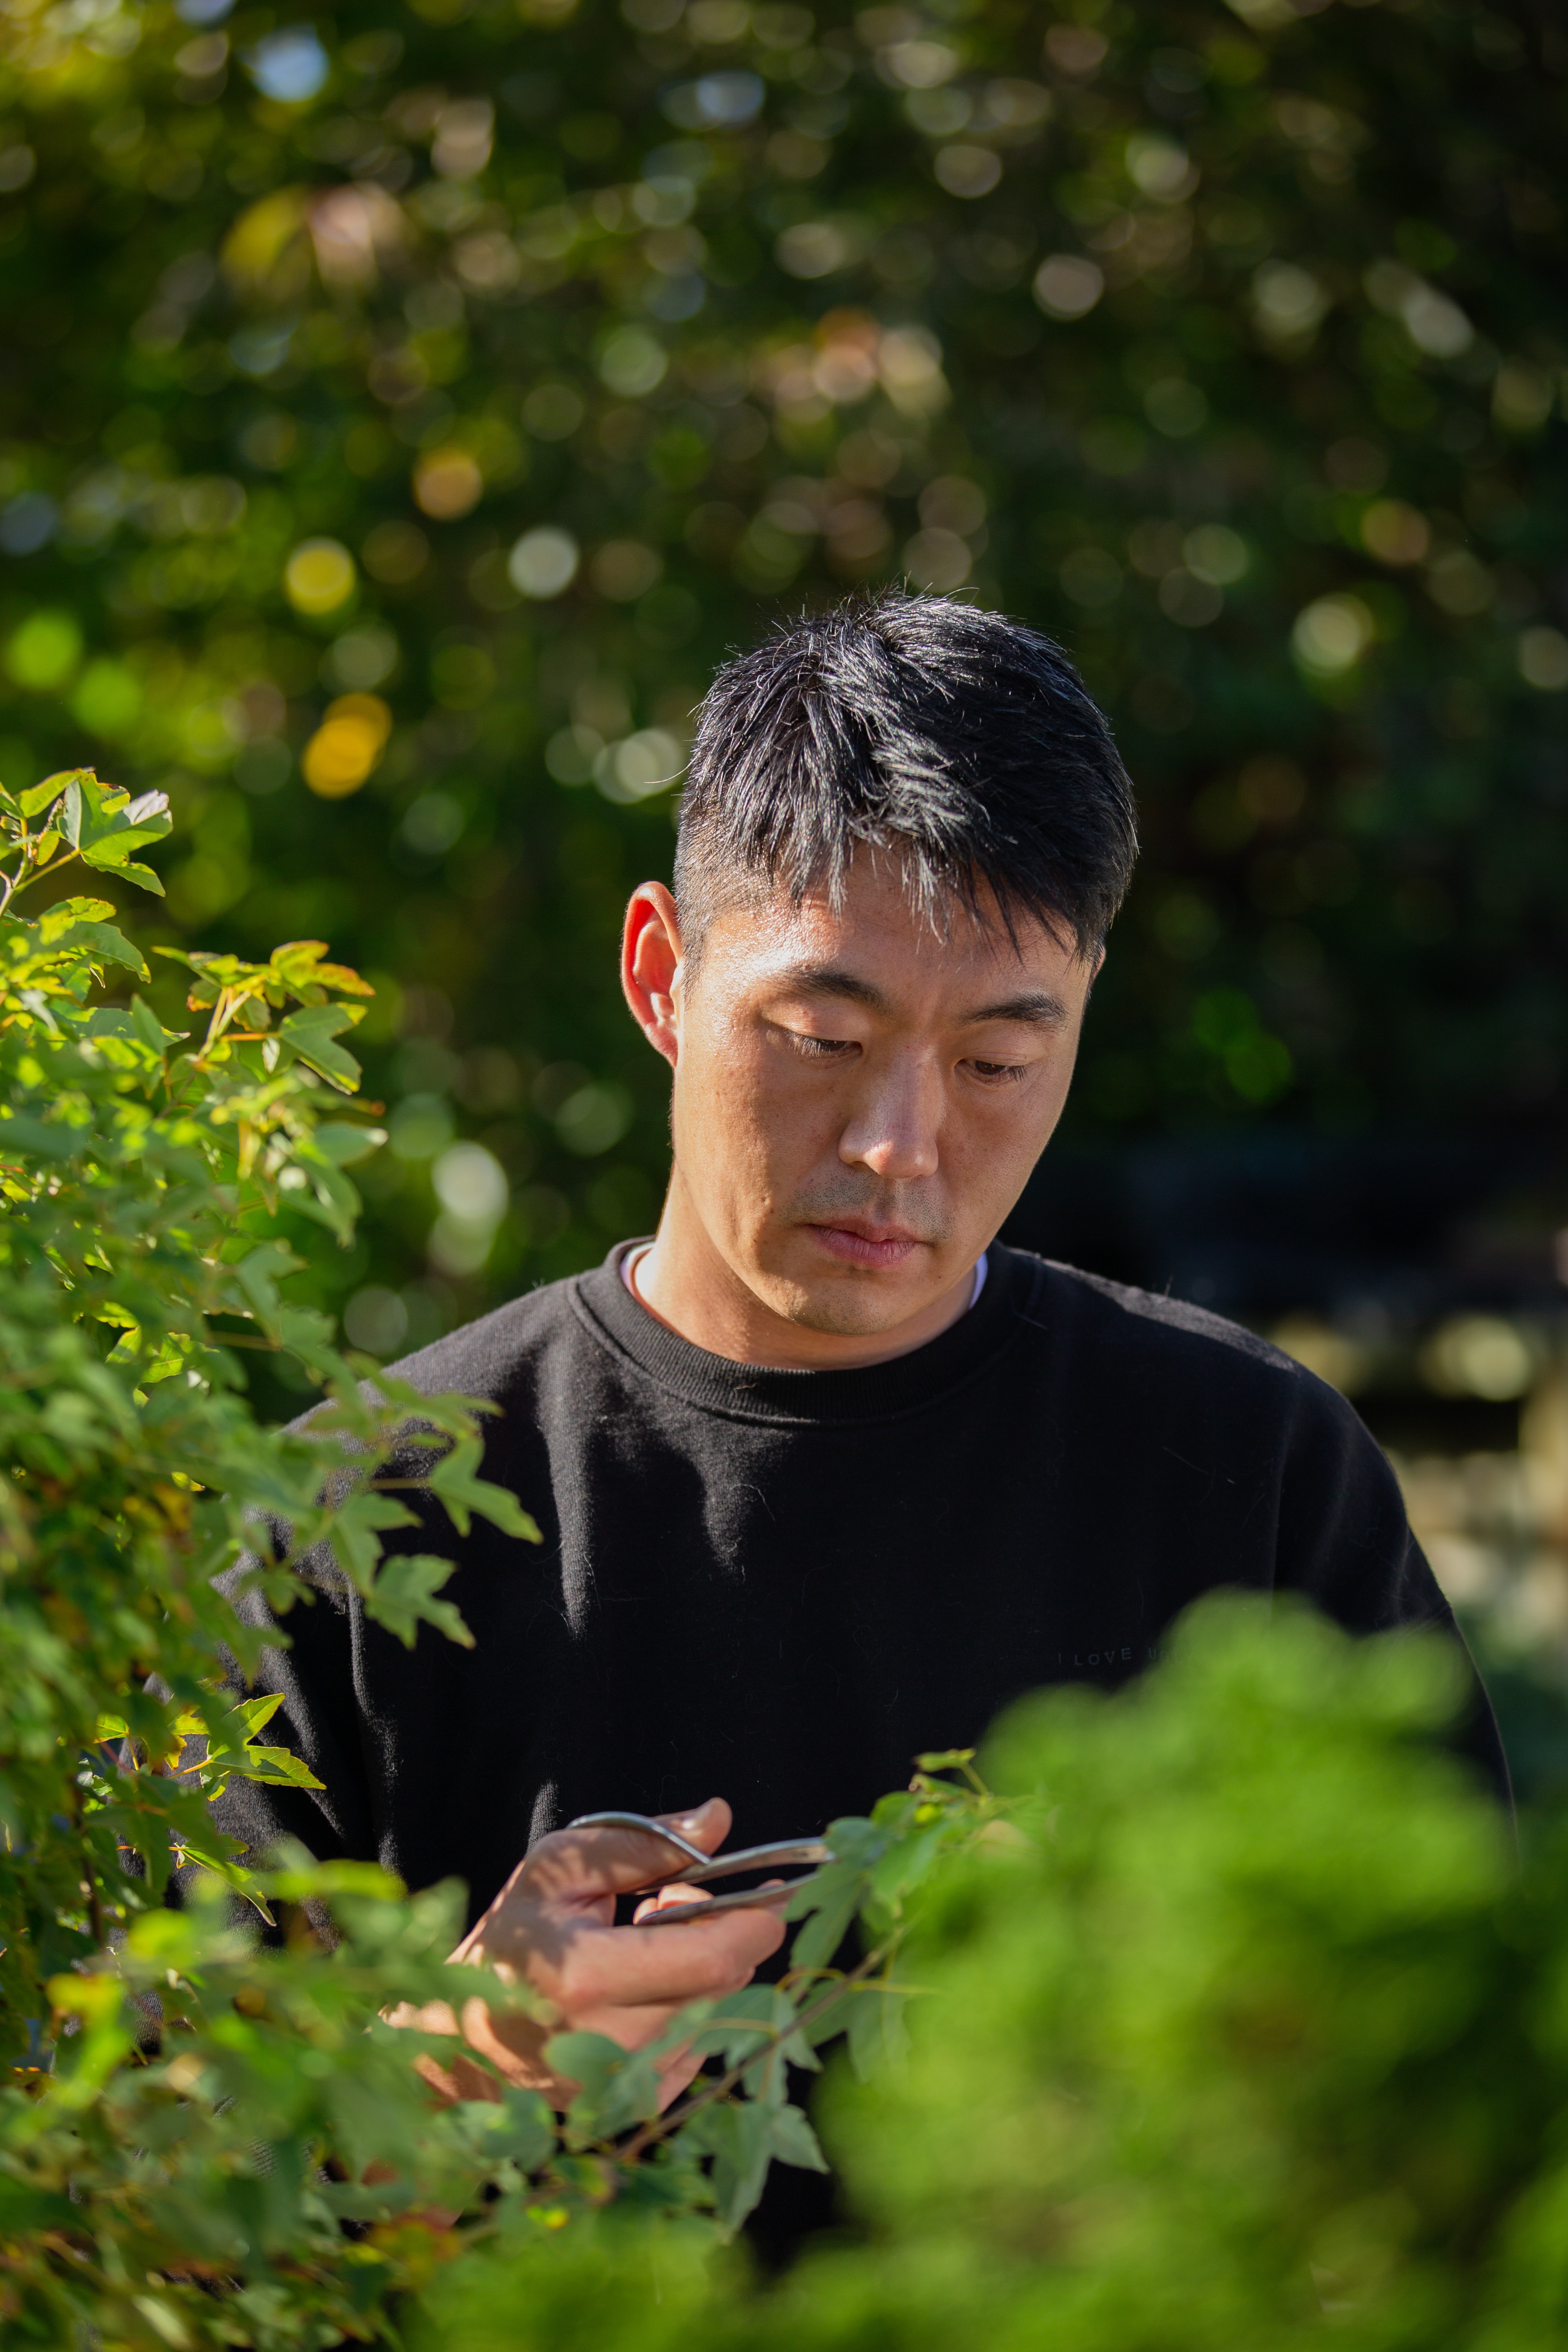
723, 1047, 815, 1150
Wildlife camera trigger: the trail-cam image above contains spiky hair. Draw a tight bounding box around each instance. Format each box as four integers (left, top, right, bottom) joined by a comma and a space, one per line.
674, 592, 1138, 966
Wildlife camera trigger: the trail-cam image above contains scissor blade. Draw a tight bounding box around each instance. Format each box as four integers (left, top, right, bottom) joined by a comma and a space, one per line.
671, 1838, 831, 1885
564, 1811, 832, 1891
633, 1871, 825, 1927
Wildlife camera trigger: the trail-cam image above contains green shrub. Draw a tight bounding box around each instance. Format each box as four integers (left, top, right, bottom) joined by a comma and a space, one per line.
812, 1600, 1528, 2352
4, 774, 1556, 2352
705, 1604, 1548, 2352
421, 1603, 1551, 2352
0, 797, 992, 2348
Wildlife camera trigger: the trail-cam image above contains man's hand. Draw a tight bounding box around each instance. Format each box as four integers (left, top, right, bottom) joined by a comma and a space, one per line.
389, 1797, 786, 2111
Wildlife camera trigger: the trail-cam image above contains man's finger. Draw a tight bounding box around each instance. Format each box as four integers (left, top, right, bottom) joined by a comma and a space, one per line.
515, 1795, 734, 1908
649, 1796, 731, 1854
553, 1903, 785, 2011
633, 1882, 715, 1923
415, 2048, 504, 2107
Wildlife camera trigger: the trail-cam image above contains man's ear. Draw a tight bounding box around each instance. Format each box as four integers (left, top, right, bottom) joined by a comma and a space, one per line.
621, 883, 684, 1069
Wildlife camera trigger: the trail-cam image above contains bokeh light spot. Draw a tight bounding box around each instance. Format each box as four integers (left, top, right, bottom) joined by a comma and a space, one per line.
508, 527, 580, 598
285, 539, 357, 616
301, 694, 392, 797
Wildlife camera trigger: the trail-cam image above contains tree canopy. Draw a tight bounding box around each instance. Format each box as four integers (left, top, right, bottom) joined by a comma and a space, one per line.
2, 0, 1564, 1347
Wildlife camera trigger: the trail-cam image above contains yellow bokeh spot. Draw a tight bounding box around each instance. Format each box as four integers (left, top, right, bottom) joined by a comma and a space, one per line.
302, 694, 393, 798
285, 537, 357, 617
412, 447, 484, 520
221, 187, 309, 292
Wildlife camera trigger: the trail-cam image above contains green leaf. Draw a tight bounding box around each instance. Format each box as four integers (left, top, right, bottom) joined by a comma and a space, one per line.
494, 2086, 558, 2172
284, 1149, 362, 1244
183, 1692, 325, 1797
39, 891, 114, 920
277, 1002, 364, 1091
682, 2098, 775, 2234
268, 938, 374, 997
0, 1114, 81, 1161
230, 1745, 328, 1789
33, 903, 148, 979
131, 993, 184, 1051
55, 773, 83, 843
0, 2180, 78, 2233
83, 1007, 140, 1040
449, 2085, 558, 2174
846, 1983, 911, 2081
786, 1860, 868, 1972
869, 1817, 958, 1908
320, 1491, 421, 1591
767, 2101, 829, 2173
366, 1554, 474, 1650
698, 1984, 795, 2069
74, 774, 172, 873
547, 2030, 662, 2140
425, 1435, 543, 1543
18, 771, 81, 819
230, 1239, 303, 1327
311, 1120, 387, 1167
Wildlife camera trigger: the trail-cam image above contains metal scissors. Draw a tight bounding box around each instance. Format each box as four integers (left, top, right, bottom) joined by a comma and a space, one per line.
565, 1810, 831, 1928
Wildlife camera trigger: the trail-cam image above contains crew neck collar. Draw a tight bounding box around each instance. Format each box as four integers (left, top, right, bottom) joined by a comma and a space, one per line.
569, 1239, 1033, 1427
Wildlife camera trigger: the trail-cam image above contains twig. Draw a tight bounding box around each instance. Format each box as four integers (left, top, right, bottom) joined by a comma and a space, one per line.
615, 1942, 890, 2166
2, 843, 84, 913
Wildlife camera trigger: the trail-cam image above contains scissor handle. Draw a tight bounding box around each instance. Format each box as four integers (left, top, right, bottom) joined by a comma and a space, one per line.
564, 1810, 831, 1892
564, 1811, 712, 1871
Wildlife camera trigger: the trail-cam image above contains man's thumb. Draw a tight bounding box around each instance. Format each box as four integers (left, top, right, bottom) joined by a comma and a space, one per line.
652, 1796, 731, 1856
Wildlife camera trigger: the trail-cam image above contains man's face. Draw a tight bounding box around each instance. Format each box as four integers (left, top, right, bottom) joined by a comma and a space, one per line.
662, 853, 1097, 1338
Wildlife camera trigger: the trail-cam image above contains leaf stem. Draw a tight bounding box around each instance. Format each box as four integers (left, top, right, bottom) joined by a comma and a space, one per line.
614, 1942, 890, 2167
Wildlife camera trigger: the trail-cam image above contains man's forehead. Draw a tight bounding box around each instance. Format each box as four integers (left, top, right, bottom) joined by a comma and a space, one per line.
699, 868, 1083, 997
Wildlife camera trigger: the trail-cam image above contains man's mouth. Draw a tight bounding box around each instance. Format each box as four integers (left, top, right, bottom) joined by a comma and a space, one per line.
805, 1221, 926, 1271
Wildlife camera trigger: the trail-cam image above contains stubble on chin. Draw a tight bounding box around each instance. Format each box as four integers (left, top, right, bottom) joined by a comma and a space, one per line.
757, 1234, 947, 1338
772, 1284, 899, 1337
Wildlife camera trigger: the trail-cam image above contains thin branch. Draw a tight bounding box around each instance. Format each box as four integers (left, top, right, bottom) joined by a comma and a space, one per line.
4, 844, 84, 912
615, 1942, 891, 2167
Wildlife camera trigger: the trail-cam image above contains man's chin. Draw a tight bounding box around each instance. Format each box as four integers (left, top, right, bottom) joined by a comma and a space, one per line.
759, 1267, 944, 1339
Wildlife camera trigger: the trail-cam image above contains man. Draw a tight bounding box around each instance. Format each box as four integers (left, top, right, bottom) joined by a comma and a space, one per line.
222, 594, 1504, 2145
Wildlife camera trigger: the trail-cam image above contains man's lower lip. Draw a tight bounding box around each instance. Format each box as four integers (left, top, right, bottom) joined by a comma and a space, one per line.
808, 1226, 921, 1270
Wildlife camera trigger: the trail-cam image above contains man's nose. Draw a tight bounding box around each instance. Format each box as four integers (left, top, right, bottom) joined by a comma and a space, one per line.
837, 1052, 942, 1181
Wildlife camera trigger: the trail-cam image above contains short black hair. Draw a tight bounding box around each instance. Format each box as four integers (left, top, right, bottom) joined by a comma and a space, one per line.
674, 593, 1138, 969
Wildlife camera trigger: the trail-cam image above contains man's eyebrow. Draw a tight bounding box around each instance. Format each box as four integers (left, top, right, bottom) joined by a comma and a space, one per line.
961, 990, 1070, 1026
780, 964, 893, 1013
775, 967, 1069, 1025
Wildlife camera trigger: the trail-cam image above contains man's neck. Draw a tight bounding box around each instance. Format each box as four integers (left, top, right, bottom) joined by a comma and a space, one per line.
626, 1211, 983, 1372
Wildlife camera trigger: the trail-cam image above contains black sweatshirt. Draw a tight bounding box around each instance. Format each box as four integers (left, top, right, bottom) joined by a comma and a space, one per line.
215, 1239, 1507, 1902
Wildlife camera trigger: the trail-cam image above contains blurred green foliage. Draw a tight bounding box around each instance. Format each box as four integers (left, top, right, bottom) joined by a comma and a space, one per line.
1, 0, 1564, 1354
415, 1601, 1552, 2352
0, 802, 1002, 2344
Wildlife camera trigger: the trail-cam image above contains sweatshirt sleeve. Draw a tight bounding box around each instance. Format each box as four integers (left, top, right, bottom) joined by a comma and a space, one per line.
1273, 1370, 1512, 1808
208, 1552, 381, 1871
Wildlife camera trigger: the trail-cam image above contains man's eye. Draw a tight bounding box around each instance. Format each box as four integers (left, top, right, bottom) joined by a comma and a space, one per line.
968, 1058, 1025, 1082
793, 1032, 853, 1058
